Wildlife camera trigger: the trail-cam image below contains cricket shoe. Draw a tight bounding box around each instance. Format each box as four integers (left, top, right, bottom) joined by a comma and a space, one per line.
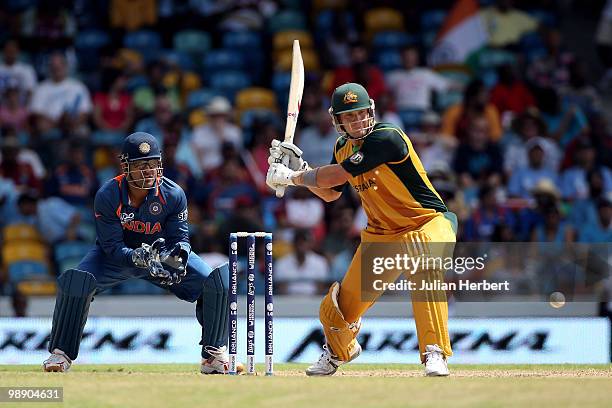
423, 344, 449, 377
42, 349, 72, 372
200, 346, 244, 375
305, 342, 362, 376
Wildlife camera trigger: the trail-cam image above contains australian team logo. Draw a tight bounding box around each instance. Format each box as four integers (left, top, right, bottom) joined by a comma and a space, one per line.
343, 90, 358, 104
138, 142, 151, 154
149, 201, 162, 215
349, 151, 364, 164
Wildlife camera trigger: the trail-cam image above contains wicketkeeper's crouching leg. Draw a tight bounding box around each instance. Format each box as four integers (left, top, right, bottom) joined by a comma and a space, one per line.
44, 269, 97, 371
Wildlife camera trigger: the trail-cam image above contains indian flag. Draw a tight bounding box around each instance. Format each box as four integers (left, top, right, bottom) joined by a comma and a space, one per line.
428, 0, 488, 66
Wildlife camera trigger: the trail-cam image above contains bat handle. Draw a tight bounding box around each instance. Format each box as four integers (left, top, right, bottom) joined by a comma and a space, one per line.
274, 154, 290, 198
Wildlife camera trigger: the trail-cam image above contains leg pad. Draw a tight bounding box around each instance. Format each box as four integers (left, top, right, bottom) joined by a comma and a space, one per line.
319, 282, 361, 361
196, 263, 229, 357
48, 269, 97, 360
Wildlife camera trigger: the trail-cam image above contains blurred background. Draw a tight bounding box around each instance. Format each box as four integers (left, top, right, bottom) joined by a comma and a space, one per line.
0, 0, 610, 364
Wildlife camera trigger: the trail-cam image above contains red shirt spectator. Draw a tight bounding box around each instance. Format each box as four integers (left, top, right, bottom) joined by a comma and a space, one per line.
489, 65, 535, 116
93, 72, 133, 131
328, 44, 386, 100
0, 137, 42, 193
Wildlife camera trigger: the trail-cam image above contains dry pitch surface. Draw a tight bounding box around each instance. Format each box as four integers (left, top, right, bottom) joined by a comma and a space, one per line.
1, 364, 611, 407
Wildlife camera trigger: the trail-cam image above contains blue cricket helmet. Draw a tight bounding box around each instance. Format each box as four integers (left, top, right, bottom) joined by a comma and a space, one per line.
120, 132, 163, 189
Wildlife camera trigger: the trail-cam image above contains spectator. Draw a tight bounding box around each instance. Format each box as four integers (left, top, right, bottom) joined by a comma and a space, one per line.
277, 188, 325, 231
375, 91, 403, 128
162, 142, 195, 197
386, 46, 458, 111
328, 43, 387, 101
0, 136, 42, 193
275, 229, 329, 295
596, 0, 612, 89
480, 0, 538, 48
322, 206, 355, 261
0, 39, 37, 102
93, 70, 134, 131
537, 87, 588, 148
30, 52, 92, 135
215, 195, 264, 247
527, 28, 573, 89
191, 96, 242, 171
531, 203, 575, 243
503, 109, 561, 176
0, 86, 29, 132
569, 168, 610, 228
489, 64, 535, 118
411, 111, 458, 172
19, 1, 76, 51
507, 139, 559, 199
452, 116, 503, 187
560, 140, 612, 200
577, 197, 612, 242
135, 94, 178, 148
442, 79, 502, 141
47, 141, 98, 207
321, 11, 358, 69
298, 110, 340, 167
2, 191, 82, 243
463, 185, 515, 241
132, 60, 180, 116
206, 158, 259, 221
560, 60, 602, 116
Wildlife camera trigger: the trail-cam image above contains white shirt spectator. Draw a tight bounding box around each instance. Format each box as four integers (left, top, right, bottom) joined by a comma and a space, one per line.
285, 197, 325, 229
386, 68, 452, 110
0, 61, 37, 98
30, 78, 92, 121
275, 252, 329, 295
191, 123, 242, 170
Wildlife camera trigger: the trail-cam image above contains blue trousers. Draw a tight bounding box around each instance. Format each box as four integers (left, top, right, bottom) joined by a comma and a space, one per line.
78, 245, 212, 302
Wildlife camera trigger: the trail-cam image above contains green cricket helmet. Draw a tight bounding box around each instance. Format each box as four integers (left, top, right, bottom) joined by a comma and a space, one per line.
328, 82, 376, 140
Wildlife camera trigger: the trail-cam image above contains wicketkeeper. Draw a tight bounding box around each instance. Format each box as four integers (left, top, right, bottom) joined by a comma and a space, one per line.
43, 132, 239, 374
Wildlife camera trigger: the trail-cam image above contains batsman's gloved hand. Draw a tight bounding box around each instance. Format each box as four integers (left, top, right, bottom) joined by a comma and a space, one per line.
268, 139, 310, 172
132, 238, 182, 286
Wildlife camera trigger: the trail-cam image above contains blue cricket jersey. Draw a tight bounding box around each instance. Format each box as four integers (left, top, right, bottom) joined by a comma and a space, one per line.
93, 174, 191, 267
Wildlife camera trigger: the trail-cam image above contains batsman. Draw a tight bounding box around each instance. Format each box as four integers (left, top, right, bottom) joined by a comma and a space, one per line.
43, 132, 237, 374
267, 83, 457, 376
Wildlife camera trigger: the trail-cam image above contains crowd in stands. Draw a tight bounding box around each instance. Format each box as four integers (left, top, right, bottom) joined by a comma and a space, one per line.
0, 0, 610, 311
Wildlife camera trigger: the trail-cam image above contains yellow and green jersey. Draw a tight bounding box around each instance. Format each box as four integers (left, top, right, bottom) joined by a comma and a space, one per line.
331, 122, 447, 234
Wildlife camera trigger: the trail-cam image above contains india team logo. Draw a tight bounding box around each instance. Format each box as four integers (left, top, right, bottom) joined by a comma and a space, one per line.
149, 202, 162, 215
343, 90, 358, 104
138, 142, 151, 154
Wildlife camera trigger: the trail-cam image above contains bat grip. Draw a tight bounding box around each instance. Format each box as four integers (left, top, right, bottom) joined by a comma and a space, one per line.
274, 155, 290, 198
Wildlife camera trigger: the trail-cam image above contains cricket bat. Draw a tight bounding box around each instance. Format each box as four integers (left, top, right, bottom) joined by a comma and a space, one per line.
275, 39, 304, 198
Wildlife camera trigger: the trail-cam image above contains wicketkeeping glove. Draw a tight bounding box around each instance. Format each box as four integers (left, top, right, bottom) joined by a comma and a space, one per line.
132, 238, 185, 286
159, 243, 189, 275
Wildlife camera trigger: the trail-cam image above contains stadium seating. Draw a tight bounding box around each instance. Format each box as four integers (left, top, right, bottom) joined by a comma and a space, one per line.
173, 30, 212, 59
364, 8, 404, 38
209, 71, 252, 102
2, 242, 47, 266
75, 30, 111, 71
186, 89, 218, 110
16, 280, 56, 296
236, 88, 278, 113
2, 224, 42, 244
8, 261, 49, 282
420, 9, 447, 31
312, 0, 348, 11
92, 130, 126, 146
267, 10, 308, 33
275, 48, 319, 71
375, 50, 403, 72
222, 31, 262, 50
124, 30, 162, 52
273, 30, 314, 53
398, 109, 425, 131
371, 31, 418, 50
202, 50, 246, 78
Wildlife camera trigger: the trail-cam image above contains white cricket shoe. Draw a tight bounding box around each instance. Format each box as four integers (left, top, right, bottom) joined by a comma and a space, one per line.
200, 346, 244, 375
423, 344, 449, 376
42, 349, 72, 372
305, 343, 362, 376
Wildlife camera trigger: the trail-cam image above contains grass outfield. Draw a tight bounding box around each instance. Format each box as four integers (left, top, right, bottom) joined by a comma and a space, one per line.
1, 364, 611, 407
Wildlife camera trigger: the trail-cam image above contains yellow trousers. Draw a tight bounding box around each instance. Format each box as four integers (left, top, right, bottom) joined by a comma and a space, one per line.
330, 213, 456, 362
